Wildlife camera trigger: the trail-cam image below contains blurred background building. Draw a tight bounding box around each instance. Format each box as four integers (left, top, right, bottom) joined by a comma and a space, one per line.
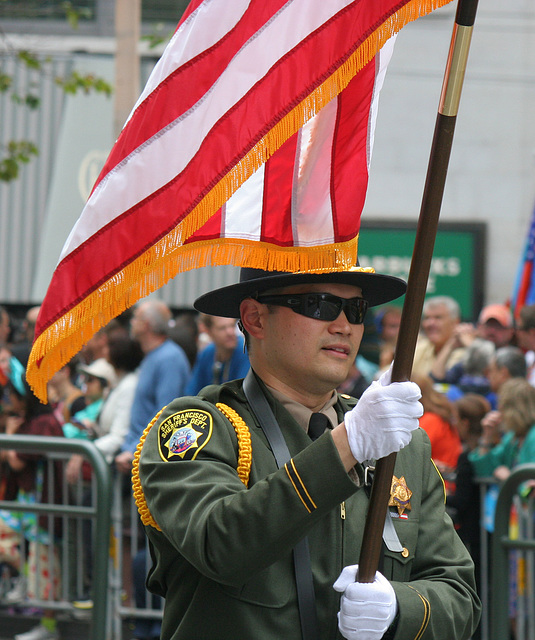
0, 0, 534, 321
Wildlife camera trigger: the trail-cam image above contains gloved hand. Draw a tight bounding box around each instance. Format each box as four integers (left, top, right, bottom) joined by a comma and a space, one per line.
343, 367, 422, 462
334, 564, 397, 640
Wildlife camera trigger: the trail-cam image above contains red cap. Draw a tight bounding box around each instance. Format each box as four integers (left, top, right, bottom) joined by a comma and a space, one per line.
478, 304, 513, 328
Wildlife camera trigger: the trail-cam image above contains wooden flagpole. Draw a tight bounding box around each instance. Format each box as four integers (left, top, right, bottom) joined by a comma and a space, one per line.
357, 0, 480, 583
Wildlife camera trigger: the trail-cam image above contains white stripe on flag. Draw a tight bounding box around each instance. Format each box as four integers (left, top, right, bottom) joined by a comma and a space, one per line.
292, 98, 338, 246
367, 35, 396, 168
222, 164, 265, 241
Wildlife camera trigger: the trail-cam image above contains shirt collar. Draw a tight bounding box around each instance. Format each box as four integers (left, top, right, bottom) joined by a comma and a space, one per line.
265, 385, 338, 433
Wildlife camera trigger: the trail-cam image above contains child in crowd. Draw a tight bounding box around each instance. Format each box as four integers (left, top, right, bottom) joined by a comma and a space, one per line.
0, 381, 64, 640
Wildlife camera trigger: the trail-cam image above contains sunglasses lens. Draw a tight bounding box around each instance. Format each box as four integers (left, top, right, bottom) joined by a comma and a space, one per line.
258, 293, 367, 324
346, 299, 367, 324
315, 297, 342, 321
306, 295, 367, 324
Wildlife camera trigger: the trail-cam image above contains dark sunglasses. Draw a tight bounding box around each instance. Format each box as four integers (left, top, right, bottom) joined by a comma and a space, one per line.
256, 292, 369, 325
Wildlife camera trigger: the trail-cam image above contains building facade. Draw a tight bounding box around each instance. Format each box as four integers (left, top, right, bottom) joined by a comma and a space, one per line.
0, 0, 534, 316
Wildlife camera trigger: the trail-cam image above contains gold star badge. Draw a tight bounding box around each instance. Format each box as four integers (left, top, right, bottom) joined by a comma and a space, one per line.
388, 475, 412, 516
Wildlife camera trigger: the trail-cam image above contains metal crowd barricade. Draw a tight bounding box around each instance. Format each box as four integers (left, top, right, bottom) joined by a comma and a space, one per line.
491, 463, 535, 640
475, 476, 494, 640
110, 474, 163, 639
7, 435, 535, 640
0, 434, 112, 640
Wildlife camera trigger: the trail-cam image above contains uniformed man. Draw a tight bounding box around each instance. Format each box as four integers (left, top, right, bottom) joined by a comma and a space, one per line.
134, 266, 481, 640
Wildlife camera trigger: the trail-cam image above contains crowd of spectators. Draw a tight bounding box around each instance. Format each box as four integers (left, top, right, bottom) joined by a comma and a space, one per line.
339, 296, 535, 640
2, 295, 535, 639
0, 301, 248, 640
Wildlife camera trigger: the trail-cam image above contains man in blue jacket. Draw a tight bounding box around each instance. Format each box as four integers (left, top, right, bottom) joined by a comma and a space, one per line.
185, 314, 250, 395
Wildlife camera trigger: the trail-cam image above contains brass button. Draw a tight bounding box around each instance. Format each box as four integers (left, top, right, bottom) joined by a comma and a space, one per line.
401, 547, 410, 558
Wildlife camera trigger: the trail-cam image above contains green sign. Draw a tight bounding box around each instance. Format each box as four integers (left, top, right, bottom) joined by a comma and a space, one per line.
358, 221, 486, 321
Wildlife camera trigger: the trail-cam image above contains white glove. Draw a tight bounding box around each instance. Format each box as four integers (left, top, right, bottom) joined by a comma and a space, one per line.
334, 564, 397, 640
344, 367, 422, 462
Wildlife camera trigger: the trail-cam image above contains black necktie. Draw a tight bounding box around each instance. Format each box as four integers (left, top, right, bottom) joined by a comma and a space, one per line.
308, 412, 330, 441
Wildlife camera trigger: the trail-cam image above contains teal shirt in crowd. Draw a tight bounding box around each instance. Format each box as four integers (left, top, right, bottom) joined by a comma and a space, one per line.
469, 425, 535, 478
62, 398, 103, 439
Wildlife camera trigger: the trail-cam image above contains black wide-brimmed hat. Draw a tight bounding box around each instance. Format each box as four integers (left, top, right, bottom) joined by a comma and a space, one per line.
194, 266, 406, 318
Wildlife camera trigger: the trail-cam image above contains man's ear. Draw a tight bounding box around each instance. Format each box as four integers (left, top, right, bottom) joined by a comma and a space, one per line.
240, 298, 266, 340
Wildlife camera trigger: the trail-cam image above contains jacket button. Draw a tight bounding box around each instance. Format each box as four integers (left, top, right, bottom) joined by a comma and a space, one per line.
401, 547, 410, 558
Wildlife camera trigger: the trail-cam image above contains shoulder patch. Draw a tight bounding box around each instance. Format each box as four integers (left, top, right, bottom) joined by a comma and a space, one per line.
158, 409, 213, 461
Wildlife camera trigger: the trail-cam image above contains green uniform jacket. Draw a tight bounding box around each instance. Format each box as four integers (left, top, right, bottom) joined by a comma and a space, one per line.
138, 377, 480, 640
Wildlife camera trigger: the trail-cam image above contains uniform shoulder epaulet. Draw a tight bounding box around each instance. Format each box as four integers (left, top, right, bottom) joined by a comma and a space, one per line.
132, 407, 166, 531
215, 402, 252, 487
131, 402, 253, 530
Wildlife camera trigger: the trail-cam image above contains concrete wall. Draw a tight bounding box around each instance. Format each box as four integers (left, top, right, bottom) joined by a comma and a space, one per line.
1, 1, 534, 310
365, 0, 535, 306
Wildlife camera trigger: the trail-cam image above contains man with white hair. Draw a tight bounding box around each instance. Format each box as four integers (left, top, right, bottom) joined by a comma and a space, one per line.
115, 299, 191, 474
412, 295, 466, 381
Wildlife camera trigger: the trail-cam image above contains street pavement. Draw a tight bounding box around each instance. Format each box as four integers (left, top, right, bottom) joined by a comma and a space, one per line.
0, 610, 91, 639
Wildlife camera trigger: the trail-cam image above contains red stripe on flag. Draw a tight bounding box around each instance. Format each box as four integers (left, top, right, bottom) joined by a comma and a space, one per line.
186, 208, 224, 242
261, 135, 299, 246
331, 58, 376, 240
516, 262, 533, 313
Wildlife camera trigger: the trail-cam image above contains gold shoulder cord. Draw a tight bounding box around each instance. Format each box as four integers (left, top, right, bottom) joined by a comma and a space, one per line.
430, 458, 447, 504
131, 403, 253, 530
132, 408, 165, 531
216, 402, 252, 487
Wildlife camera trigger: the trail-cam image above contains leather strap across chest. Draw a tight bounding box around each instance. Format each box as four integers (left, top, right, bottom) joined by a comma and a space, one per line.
243, 370, 320, 640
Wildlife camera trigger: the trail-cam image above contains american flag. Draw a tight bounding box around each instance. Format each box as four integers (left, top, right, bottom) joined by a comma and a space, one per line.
511, 202, 535, 319
27, 0, 454, 400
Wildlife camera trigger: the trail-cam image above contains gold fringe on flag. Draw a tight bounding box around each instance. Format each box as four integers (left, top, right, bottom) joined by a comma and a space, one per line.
27, 235, 359, 400
27, 0, 454, 401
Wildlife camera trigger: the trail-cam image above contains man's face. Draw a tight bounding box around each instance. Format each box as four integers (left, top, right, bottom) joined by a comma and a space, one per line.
421, 304, 457, 349
486, 359, 507, 393
208, 317, 238, 353
478, 319, 514, 348
258, 282, 365, 401
0, 311, 9, 345
381, 310, 401, 344
130, 305, 148, 340
515, 322, 535, 351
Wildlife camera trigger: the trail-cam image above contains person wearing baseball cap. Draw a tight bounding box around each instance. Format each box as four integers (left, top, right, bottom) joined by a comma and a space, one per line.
78, 358, 118, 389
62, 358, 117, 440
477, 303, 515, 349
133, 265, 480, 640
